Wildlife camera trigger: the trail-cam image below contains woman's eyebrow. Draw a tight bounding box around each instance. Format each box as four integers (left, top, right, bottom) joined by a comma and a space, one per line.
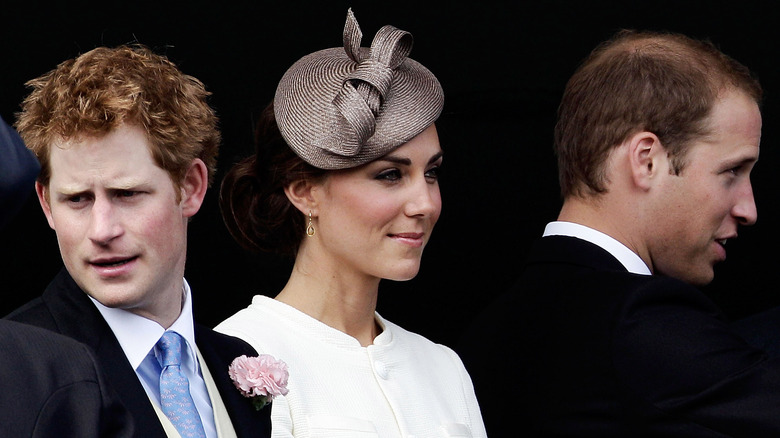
378, 150, 444, 166
377, 156, 411, 166
428, 151, 444, 164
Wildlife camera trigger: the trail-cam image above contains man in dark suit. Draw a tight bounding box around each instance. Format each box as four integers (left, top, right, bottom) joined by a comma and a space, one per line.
1, 115, 39, 229
459, 30, 780, 436
1, 116, 134, 437
5, 46, 272, 438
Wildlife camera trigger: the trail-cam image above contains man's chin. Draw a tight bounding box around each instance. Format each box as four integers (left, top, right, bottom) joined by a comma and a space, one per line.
684, 268, 715, 287
659, 264, 715, 287
83, 287, 138, 310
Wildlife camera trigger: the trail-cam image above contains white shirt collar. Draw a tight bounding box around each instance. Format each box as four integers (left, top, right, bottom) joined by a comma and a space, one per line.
89, 278, 199, 372
543, 221, 652, 275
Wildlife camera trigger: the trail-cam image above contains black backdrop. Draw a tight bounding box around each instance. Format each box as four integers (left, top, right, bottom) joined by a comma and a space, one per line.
1, 1, 779, 349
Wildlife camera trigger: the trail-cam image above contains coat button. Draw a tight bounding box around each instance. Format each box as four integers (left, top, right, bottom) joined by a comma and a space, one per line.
374, 360, 389, 379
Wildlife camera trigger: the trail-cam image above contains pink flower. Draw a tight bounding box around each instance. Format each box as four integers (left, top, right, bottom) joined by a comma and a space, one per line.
229, 354, 289, 410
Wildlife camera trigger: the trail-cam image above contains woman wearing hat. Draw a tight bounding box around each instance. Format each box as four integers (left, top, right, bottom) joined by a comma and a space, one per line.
215, 9, 486, 438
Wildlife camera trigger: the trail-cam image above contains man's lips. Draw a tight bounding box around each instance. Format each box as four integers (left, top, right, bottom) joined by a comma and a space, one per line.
89, 255, 138, 268
716, 234, 737, 249
714, 236, 735, 261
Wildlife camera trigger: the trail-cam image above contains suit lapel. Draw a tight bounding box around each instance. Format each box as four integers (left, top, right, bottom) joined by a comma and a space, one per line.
149, 396, 183, 438
36, 269, 272, 438
195, 326, 272, 438
41, 269, 168, 438
196, 347, 238, 438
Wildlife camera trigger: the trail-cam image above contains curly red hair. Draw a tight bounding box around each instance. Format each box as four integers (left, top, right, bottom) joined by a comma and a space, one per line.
16, 44, 220, 193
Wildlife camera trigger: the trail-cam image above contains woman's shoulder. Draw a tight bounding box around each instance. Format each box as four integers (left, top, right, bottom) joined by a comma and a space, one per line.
214, 295, 290, 345
379, 315, 464, 363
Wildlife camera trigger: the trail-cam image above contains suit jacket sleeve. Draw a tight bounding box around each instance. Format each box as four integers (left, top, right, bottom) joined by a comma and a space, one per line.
0, 320, 134, 438
613, 274, 780, 435
32, 341, 136, 438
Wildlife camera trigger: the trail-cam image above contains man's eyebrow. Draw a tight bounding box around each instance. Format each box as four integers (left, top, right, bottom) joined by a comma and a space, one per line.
53, 179, 148, 196
724, 152, 759, 169
53, 185, 88, 196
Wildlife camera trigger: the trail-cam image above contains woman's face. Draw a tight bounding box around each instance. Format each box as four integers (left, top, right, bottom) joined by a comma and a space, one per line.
313, 124, 443, 282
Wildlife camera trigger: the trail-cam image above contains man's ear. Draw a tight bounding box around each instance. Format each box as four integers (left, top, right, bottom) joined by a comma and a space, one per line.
283, 178, 319, 216
627, 131, 665, 190
180, 159, 209, 218
35, 181, 56, 230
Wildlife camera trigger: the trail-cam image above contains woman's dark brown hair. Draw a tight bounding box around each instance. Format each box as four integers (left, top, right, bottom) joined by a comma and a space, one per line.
219, 103, 327, 257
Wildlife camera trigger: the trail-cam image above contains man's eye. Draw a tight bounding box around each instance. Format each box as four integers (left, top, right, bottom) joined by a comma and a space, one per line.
67, 194, 87, 203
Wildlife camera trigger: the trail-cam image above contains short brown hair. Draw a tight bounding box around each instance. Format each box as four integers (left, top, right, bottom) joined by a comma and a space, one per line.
555, 29, 762, 198
16, 44, 220, 191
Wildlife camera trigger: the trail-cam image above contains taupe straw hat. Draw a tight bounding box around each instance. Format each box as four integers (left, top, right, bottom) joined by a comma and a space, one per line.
274, 8, 444, 170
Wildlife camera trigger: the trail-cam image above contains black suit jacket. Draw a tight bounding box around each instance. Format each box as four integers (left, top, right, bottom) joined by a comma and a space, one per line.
5, 268, 271, 438
0, 116, 39, 230
0, 319, 134, 437
459, 235, 780, 437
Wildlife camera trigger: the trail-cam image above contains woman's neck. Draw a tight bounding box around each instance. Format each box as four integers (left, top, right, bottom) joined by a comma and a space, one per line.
276, 253, 382, 347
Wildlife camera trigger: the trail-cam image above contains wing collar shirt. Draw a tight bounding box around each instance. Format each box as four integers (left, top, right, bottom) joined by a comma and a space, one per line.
90, 278, 217, 438
543, 221, 652, 275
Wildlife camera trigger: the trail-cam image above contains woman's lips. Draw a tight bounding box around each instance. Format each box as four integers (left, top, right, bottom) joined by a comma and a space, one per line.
389, 232, 424, 248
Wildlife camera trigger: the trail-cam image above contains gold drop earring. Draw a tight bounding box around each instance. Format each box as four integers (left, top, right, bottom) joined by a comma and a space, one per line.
306, 211, 315, 237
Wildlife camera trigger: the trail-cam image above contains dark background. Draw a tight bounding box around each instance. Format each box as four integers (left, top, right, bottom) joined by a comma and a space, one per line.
1, 0, 778, 350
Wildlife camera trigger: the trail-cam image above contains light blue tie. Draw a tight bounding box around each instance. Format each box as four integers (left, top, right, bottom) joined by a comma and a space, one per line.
157, 331, 206, 438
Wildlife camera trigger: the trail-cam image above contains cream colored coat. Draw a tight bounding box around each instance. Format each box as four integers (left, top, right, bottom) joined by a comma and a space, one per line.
216, 296, 487, 438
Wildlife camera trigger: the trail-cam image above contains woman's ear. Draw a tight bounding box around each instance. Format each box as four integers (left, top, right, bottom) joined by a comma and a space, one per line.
283, 178, 319, 216
180, 158, 209, 217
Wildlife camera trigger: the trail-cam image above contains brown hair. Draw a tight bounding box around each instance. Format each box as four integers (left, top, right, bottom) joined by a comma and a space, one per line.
16, 44, 220, 192
220, 103, 328, 257
555, 29, 762, 198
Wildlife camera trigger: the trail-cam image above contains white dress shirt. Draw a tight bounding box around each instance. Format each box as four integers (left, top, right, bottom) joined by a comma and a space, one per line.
544, 221, 652, 275
90, 278, 217, 438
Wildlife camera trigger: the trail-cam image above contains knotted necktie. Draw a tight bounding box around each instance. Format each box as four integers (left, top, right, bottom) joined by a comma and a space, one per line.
157, 330, 206, 438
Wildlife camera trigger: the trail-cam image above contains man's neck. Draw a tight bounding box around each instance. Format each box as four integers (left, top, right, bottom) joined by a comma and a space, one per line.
558, 196, 653, 273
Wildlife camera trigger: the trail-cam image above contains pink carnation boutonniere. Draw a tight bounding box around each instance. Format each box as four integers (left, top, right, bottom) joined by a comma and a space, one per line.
228, 354, 290, 411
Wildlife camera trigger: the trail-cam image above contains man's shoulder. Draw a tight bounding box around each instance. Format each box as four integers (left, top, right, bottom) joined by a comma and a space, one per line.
0, 319, 101, 385
525, 235, 627, 271
5, 269, 86, 326
0, 319, 136, 438
4, 270, 112, 348
0, 319, 90, 356
4, 295, 58, 329
521, 235, 694, 293
195, 323, 259, 359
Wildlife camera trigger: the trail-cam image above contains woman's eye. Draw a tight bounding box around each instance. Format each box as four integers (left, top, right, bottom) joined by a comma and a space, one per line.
425, 166, 441, 180
376, 169, 402, 181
